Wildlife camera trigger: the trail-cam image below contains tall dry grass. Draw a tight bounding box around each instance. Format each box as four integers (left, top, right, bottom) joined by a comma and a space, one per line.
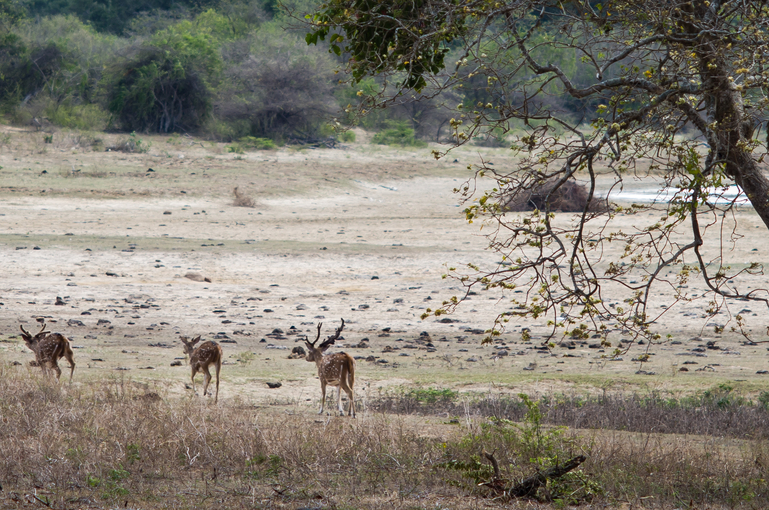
1, 368, 767, 509
372, 390, 769, 439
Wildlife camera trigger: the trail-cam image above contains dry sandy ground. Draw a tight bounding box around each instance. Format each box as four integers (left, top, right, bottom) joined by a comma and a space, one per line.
1, 127, 768, 411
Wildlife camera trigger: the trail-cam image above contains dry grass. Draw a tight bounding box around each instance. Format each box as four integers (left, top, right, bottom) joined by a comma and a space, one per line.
372, 390, 769, 440
1, 370, 767, 509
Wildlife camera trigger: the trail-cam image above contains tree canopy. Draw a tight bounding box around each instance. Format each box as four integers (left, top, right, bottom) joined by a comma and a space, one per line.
307, 0, 769, 346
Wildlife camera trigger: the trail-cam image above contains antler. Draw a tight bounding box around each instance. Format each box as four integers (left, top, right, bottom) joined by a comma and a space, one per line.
307, 323, 323, 347
20, 323, 46, 337
318, 318, 345, 350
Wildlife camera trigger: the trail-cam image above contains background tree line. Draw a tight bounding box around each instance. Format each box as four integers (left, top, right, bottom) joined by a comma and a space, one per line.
0, 0, 598, 143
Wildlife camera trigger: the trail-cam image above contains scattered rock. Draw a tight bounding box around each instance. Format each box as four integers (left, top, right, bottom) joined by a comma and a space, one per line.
55, 296, 66, 306
266, 382, 282, 389
288, 346, 306, 359
170, 360, 183, 366
184, 272, 212, 283
67, 319, 85, 327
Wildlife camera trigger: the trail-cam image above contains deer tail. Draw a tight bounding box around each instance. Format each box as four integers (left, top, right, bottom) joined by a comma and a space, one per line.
346, 354, 355, 389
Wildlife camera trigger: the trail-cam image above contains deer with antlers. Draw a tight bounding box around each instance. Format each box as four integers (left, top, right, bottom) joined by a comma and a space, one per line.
180, 336, 222, 403
20, 323, 76, 382
304, 318, 356, 417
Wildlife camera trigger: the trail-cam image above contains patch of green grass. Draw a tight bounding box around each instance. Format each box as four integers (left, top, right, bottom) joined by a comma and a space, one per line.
406, 387, 458, 404
372, 121, 426, 147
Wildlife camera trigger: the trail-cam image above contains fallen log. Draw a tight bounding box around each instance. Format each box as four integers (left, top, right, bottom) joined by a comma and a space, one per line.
481, 451, 587, 500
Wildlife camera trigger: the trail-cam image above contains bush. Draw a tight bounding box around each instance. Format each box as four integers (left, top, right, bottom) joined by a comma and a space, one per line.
105, 20, 220, 133
213, 25, 338, 142
238, 136, 276, 150
371, 121, 426, 147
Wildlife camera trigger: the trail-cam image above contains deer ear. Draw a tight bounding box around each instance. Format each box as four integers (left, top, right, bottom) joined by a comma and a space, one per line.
180, 336, 189, 344
191, 336, 201, 345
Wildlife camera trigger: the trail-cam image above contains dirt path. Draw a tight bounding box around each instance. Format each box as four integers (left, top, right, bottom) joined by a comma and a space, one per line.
1, 128, 767, 408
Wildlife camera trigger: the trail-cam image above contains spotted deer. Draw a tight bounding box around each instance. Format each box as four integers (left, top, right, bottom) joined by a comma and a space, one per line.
180, 336, 222, 403
304, 319, 356, 417
20, 323, 76, 382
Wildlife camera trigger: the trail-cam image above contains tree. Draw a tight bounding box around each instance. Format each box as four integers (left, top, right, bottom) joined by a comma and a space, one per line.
306, 0, 769, 346
215, 25, 339, 141
105, 19, 221, 133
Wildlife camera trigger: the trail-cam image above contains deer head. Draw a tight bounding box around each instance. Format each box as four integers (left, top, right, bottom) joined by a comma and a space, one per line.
180, 335, 202, 358
304, 318, 345, 361
20, 323, 48, 348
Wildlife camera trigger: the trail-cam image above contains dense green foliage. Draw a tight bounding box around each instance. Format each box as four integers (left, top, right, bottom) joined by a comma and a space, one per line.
2, 0, 625, 142
19, 0, 220, 34
0, 1, 350, 140
105, 19, 221, 132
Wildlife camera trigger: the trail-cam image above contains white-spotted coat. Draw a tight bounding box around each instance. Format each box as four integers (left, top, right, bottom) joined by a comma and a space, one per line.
20, 324, 76, 382
181, 336, 223, 403
304, 319, 355, 417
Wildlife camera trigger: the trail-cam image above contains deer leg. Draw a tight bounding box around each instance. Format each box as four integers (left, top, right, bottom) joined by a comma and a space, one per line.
343, 383, 355, 418
336, 385, 345, 415
190, 368, 197, 396
202, 366, 212, 397
65, 351, 75, 383
214, 360, 221, 404
339, 380, 355, 417
52, 362, 62, 381
318, 381, 327, 414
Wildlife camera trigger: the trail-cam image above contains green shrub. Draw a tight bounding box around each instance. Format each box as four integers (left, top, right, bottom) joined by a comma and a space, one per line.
759, 391, 769, 410
438, 394, 599, 504
46, 102, 109, 131
238, 136, 277, 150
406, 387, 457, 404
372, 121, 426, 147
